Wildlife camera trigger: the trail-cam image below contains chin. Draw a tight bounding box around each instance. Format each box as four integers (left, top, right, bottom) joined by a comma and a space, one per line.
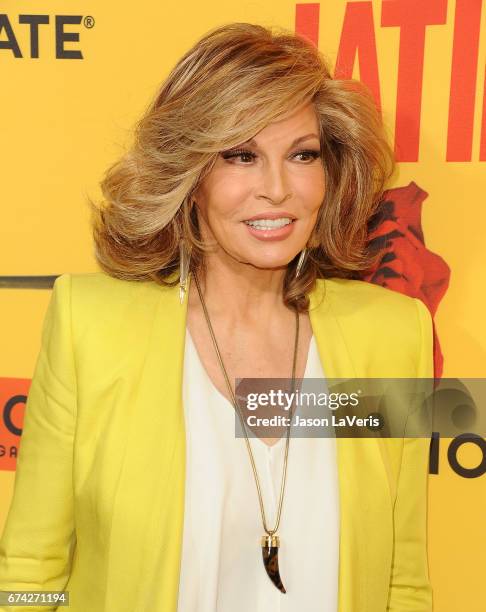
251, 261, 290, 271
223, 239, 302, 270
241, 252, 297, 271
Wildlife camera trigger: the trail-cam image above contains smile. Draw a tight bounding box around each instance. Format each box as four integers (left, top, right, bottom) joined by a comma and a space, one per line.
243, 217, 294, 230
242, 217, 296, 242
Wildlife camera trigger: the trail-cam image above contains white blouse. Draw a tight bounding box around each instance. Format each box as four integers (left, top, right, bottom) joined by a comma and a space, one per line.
177, 329, 340, 612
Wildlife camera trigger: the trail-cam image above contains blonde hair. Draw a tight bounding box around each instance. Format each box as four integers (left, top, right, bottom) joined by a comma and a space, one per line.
89, 22, 395, 311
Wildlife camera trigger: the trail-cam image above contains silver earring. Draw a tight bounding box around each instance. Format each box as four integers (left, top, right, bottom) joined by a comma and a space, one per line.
295, 248, 308, 278
179, 241, 191, 305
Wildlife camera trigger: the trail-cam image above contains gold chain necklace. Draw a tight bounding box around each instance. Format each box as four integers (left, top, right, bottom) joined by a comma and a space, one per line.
192, 270, 300, 594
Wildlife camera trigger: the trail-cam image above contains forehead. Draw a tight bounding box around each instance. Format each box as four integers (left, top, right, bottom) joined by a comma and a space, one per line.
240, 103, 320, 147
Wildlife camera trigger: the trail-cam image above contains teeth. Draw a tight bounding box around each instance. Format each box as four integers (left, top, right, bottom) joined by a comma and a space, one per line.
244, 217, 293, 229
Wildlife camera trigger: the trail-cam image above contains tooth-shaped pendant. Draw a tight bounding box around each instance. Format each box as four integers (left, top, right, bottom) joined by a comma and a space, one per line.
261, 535, 286, 594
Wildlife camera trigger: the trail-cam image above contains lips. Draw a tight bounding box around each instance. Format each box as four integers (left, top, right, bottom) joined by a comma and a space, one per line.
243, 216, 296, 241
243, 211, 297, 221
244, 217, 294, 230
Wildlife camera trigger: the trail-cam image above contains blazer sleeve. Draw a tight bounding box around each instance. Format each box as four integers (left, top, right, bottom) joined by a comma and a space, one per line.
386, 297, 434, 611
0, 274, 76, 611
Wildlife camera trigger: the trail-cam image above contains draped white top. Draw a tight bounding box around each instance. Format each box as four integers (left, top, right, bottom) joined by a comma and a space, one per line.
177, 329, 340, 612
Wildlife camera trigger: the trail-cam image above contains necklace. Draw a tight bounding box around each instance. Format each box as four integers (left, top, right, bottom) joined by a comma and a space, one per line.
192, 270, 300, 594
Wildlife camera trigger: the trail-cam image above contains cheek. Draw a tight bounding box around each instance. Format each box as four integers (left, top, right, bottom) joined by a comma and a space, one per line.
201, 173, 252, 222
298, 172, 325, 215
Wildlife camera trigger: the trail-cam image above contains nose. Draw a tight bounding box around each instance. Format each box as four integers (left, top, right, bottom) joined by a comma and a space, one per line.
257, 160, 292, 205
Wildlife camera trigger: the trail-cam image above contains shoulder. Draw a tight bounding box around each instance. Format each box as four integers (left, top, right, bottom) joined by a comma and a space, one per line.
315, 276, 431, 332
53, 271, 162, 306
318, 276, 418, 313
70, 271, 159, 299
314, 277, 433, 378
50, 272, 179, 375
52, 271, 167, 337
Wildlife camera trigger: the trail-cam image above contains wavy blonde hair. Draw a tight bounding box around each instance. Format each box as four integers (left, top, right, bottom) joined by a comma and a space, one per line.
89, 22, 395, 311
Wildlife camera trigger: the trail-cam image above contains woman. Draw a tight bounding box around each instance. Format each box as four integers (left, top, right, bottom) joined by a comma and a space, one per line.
0, 22, 433, 612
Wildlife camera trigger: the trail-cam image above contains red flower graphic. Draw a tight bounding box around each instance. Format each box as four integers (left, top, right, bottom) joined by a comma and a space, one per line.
359, 181, 450, 379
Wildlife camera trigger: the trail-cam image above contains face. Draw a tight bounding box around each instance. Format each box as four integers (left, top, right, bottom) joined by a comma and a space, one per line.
192, 102, 325, 271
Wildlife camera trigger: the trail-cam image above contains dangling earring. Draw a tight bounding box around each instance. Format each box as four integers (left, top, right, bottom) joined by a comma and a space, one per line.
179, 240, 191, 305
295, 247, 308, 278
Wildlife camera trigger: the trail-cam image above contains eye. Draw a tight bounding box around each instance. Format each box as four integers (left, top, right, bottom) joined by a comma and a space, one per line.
221, 149, 256, 164
220, 148, 322, 164
293, 149, 321, 162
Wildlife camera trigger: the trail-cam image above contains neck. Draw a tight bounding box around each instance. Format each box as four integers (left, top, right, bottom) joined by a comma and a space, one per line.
189, 252, 291, 326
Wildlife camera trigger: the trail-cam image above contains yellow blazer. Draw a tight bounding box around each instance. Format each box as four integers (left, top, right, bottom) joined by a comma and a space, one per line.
0, 272, 434, 611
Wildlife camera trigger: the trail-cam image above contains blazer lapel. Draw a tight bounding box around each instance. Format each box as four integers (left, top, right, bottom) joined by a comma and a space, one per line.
309, 278, 393, 612
308, 279, 365, 611
103, 274, 189, 611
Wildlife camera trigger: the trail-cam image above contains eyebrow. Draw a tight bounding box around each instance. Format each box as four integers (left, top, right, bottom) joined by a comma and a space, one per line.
240, 133, 320, 148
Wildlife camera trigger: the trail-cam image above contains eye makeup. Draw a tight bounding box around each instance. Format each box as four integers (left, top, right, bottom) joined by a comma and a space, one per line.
221, 148, 322, 163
